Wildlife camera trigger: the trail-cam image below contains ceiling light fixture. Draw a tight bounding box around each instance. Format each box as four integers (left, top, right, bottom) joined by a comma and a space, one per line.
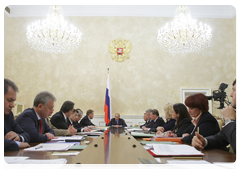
26, 5, 82, 54
157, 6, 212, 53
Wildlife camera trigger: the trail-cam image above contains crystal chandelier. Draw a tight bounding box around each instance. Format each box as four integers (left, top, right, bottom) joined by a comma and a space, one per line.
26, 5, 82, 54
157, 6, 212, 53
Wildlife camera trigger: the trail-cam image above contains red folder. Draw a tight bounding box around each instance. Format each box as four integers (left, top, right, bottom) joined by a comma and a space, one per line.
147, 150, 204, 157
154, 137, 183, 144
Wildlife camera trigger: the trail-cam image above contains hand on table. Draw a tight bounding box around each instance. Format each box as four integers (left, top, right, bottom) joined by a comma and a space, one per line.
191, 132, 206, 150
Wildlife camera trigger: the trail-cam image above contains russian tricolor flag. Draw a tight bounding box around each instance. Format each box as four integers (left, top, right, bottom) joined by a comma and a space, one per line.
104, 72, 112, 126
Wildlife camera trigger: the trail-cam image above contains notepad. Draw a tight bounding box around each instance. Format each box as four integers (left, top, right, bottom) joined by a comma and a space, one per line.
146, 144, 204, 157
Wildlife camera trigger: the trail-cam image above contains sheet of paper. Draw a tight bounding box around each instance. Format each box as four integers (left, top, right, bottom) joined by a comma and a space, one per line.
131, 132, 155, 137
51, 135, 84, 141
78, 132, 103, 136
213, 162, 238, 169
4, 157, 29, 163
51, 151, 80, 155
167, 160, 224, 169
146, 144, 204, 156
24, 143, 75, 151
127, 128, 143, 132
21, 158, 67, 169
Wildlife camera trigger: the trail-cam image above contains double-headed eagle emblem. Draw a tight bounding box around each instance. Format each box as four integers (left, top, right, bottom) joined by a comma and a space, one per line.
108, 38, 131, 62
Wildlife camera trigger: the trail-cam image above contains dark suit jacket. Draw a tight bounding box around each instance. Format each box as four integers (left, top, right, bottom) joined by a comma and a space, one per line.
140, 120, 151, 128
15, 108, 55, 143
163, 118, 176, 131
108, 118, 127, 127
181, 112, 220, 144
206, 121, 236, 153
171, 118, 192, 137
4, 111, 30, 151
145, 119, 153, 128
148, 117, 165, 132
72, 121, 84, 132
50, 111, 71, 129
80, 116, 95, 126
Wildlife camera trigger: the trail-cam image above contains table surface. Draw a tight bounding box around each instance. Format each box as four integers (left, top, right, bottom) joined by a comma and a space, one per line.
4, 127, 236, 164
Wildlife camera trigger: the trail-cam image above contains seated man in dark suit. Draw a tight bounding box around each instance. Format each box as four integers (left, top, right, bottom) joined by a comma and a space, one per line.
45, 102, 77, 136
50, 101, 77, 131
80, 109, 97, 128
4, 78, 30, 151
68, 108, 90, 132
143, 109, 165, 132
192, 79, 236, 153
108, 113, 127, 127
140, 109, 152, 128
16, 91, 57, 143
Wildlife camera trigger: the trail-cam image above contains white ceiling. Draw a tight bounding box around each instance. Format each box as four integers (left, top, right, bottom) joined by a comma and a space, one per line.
6, 5, 236, 18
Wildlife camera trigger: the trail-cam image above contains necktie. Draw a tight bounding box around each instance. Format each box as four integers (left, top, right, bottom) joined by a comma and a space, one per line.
39, 119, 43, 134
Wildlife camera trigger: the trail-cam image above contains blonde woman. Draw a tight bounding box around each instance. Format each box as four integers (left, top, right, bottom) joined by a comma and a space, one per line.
156, 103, 176, 132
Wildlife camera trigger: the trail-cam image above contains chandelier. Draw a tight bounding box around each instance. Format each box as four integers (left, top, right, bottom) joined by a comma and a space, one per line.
157, 6, 212, 53
26, 5, 82, 54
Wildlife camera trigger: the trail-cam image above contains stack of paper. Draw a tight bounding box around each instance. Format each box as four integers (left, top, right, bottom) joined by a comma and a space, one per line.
52, 151, 80, 156
131, 132, 155, 137
127, 128, 144, 132
168, 160, 224, 169
24, 143, 75, 151
51, 135, 84, 142
145, 144, 204, 157
77, 132, 103, 136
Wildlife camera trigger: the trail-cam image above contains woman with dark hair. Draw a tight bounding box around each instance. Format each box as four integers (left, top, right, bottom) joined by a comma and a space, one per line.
156, 103, 192, 137
181, 93, 220, 144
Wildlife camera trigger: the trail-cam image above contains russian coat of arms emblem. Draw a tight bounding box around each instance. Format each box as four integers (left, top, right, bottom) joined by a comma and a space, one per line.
108, 38, 131, 62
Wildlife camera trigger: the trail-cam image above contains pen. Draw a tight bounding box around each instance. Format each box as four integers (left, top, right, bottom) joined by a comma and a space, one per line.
197, 127, 199, 134
173, 157, 203, 159
35, 146, 43, 150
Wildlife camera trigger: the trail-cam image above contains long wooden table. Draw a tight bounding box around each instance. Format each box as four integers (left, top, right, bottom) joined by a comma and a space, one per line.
4, 127, 236, 164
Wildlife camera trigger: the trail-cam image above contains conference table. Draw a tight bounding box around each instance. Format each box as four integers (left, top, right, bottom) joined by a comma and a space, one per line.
4, 127, 236, 164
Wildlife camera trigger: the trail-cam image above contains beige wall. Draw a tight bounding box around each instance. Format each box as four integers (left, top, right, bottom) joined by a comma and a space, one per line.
4, 14, 236, 117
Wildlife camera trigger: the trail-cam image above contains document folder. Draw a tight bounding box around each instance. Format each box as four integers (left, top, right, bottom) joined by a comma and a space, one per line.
154, 137, 183, 144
